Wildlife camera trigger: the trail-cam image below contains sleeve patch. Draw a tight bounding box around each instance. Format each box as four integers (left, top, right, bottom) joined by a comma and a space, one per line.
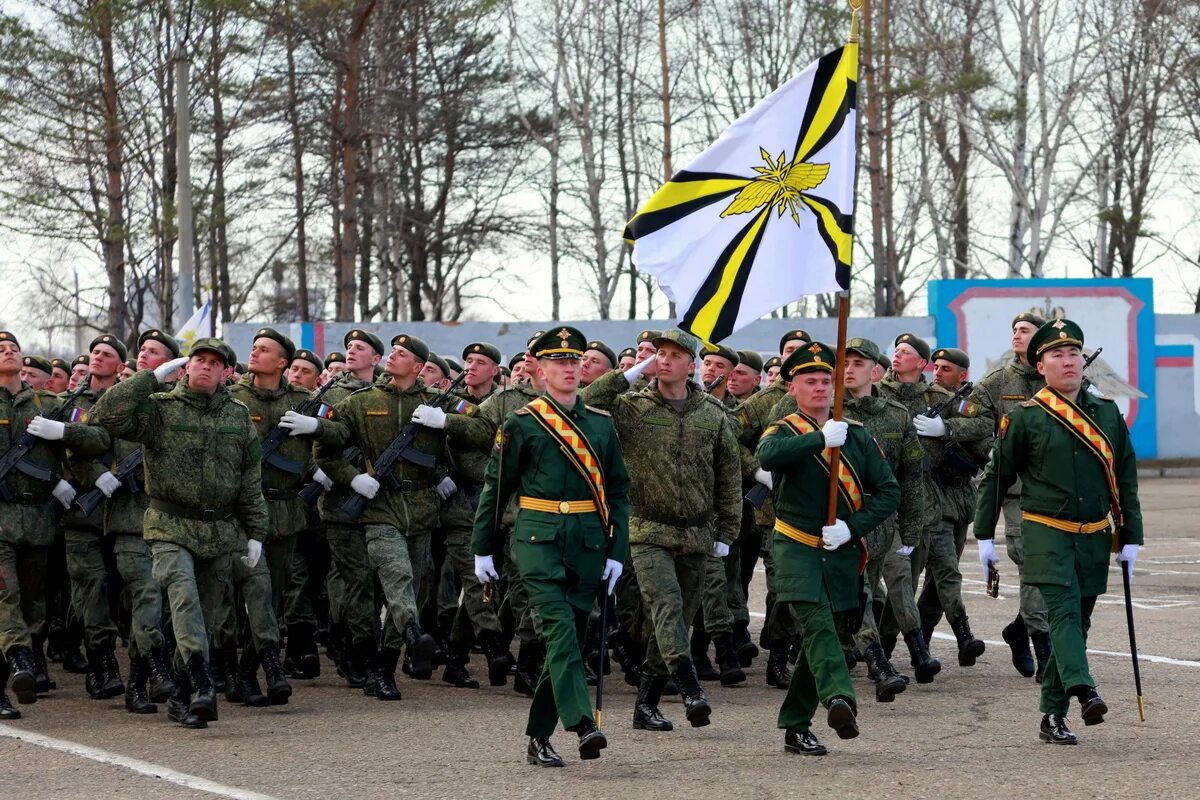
761, 424, 780, 438
904, 438, 924, 461
998, 415, 1011, 438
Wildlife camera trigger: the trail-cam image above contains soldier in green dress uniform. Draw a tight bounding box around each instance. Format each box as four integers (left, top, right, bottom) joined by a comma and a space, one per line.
975, 319, 1142, 744
756, 341, 900, 756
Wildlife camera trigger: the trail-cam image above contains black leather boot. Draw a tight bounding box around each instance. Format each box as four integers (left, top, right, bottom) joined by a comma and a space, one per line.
167, 669, 206, 729
0, 658, 21, 719
863, 642, 906, 703
765, 641, 792, 689
85, 647, 125, 699
259, 646, 293, 705
713, 633, 747, 686
340, 638, 367, 688
690, 629, 719, 681
374, 649, 402, 701
632, 668, 673, 731
145, 646, 176, 703
285, 622, 321, 679
526, 736, 564, 767
783, 729, 827, 756
361, 646, 381, 697
441, 641, 480, 689
903, 629, 941, 684
1074, 685, 1107, 726
1003, 614, 1035, 677
124, 655, 157, 714
826, 696, 859, 739
1039, 713, 1078, 744
481, 631, 514, 687
186, 653, 218, 722
31, 635, 55, 692
949, 613, 986, 667
236, 647, 268, 707
672, 659, 712, 727
733, 621, 758, 667
573, 719, 607, 760
512, 641, 540, 697
209, 644, 226, 694
222, 645, 244, 703
402, 621, 437, 680
612, 630, 644, 688
1032, 632, 1052, 684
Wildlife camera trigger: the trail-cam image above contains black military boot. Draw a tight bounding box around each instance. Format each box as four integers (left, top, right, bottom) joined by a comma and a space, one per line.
86, 647, 125, 700
949, 613, 986, 667
481, 631, 514, 687
361, 648, 381, 697
31, 635, 56, 692
733, 621, 758, 667
1002, 614, 1035, 677
167, 669, 206, 729
1074, 686, 1108, 726
145, 646, 176, 703
783, 729, 827, 756
1039, 713, 1078, 744
632, 668, 674, 731
209, 644, 227, 694
863, 642, 907, 703
573, 719, 607, 760
124, 655, 157, 714
690, 629, 719, 681
920, 617, 937, 651
903, 629, 941, 684
1031, 632, 1052, 684
441, 641, 480, 689
402, 621, 437, 680
526, 736, 564, 768
765, 641, 792, 689
236, 647, 269, 707
222, 645, 243, 703
0, 658, 21, 719
826, 696, 859, 739
612, 630, 644, 688
512, 641, 540, 697
375, 649, 402, 701
713, 633, 747, 686
285, 622, 321, 679
186, 653, 218, 722
259, 646, 293, 705
340, 638, 367, 689
672, 659, 712, 728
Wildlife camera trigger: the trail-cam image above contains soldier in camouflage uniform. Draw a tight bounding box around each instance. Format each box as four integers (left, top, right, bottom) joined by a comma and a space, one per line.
949, 312, 1051, 680
316, 333, 489, 701
91, 338, 270, 729
47, 359, 71, 394
580, 340, 616, 388
19, 356, 52, 391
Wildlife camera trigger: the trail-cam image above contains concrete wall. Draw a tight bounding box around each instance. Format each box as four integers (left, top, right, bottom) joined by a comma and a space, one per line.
1154, 314, 1200, 459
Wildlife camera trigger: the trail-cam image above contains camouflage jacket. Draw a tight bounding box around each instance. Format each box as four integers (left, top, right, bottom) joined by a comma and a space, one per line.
102, 430, 149, 537
438, 388, 491, 529
845, 390, 925, 553
90, 370, 270, 558
58, 386, 119, 533
734, 378, 789, 526
315, 375, 488, 534
313, 375, 373, 525
0, 384, 70, 546
608, 382, 741, 555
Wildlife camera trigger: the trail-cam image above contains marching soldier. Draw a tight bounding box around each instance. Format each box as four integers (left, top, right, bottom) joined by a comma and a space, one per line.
461, 342, 502, 400
580, 340, 616, 388
47, 359, 71, 394
975, 319, 1142, 744
69, 355, 89, 390
617, 348, 637, 372
471, 326, 630, 766
728, 350, 763, 402
757, 341, 900, 755
323, 351, 348, 379
764, 355, 781, 385
19, 357, 53, 391
700, 343, 738, 405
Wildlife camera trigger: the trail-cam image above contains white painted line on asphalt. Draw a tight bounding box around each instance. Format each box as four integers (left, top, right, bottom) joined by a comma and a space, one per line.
0, 724, 279, 800
929, 633, 1200, 669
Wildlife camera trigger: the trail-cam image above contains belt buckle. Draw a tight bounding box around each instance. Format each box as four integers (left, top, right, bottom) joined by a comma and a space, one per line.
559, 500, 571, 514
1076, 521, 1086, 534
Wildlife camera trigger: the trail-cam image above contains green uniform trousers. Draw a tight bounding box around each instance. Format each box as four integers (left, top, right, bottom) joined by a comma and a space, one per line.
910, 518, 966, 623
523, 585, 592, 738
214, 537, 282, 652
501, 532, 541, 645
699, 552, 735, 635
150, 542, 230, 670
365, 525, 430, 651
325, 525, 374, 647
631, 543, 705, 676
917, 518, 969, 631
284, 527, 330, 631
1003, 498, 1049, 634
0, 542, 48, 652
113, 533, 164, 659
760, 528, 797, 646
64, 527, 119, 653
855, 545, 917, 649
442, 524, 502, 643
777, 594, 857, 733
1037, 583, 1098, 716
877, 541, 922, 639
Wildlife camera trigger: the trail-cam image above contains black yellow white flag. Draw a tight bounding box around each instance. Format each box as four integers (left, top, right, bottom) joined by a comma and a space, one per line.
624, 44, 857, 344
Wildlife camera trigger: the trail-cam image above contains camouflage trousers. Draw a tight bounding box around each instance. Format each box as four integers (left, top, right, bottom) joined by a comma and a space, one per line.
439, 523, 503, 645
0, 541, 48, 652
365, 525, 431, 652
213, 535, 283, 653
63, 526, 119, 654
325, 525, 374, 647
918, 517, 969, 631
284, 527, 330, 632
150, 541, 231, 669
1003, 498, 1049, 634
877, 537, 924, 640
911, 517, 967, 629
698, 548, 749, 636
113, 533, 164, 659
631, 542, 705, 676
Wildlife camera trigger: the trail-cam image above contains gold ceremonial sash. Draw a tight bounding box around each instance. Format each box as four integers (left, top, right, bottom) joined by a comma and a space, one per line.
524, 397, 611, 535
1022, 511, 1109, 535
1031, 387, 1123, 534
519, 497, 598, 515
778, 412, 865, 513
774, 519, 822, 548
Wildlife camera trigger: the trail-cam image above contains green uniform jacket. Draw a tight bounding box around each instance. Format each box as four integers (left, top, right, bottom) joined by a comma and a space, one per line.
58, 388, 118, 533
316, 376, 488, 534
90, 370, 270, 558
471, 395, 630, 612
0, 384, 68, 546
438, 388, 492, 529
102, 431, 149, 536
313, 375, 373, 525
974, 389, 1143, 595
734, 378, 789, 525
757, 414, 900, 610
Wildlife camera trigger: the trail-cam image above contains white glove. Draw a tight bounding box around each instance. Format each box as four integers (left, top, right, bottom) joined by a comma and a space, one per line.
913, 414, 946, 438
241, 538, 263, 568
350, 473, 380, 499
601, 559, 624, 595
821, 519, 851, 550
94, 472, 122, 497
313, 468, 333, 492
52, 479, 76, 509
1086, 383, 1105, 397
621, 357, 653, 383
1116, 543, 1139, 577
712, 541, 730, 558
279, 410, 319, 436
978, 539, 999, 582
895, 545, 914, 557
27, 417, 65, 441
154, 356, 189, 382
821, 419, 848, 448
753, 468, 773, 490
411, 404, 448, 430
474, 554, 500, 585
435, 476, 457, 500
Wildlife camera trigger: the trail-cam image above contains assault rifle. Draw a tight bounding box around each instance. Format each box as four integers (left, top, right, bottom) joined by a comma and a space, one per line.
76, 446, 143, 516
298, 445, 360, 505
926, 380, 974, 418
259, 374, 343, 477
1084, 347, 1103, 371
0, 378, 90, 503
341, 372, 468, 520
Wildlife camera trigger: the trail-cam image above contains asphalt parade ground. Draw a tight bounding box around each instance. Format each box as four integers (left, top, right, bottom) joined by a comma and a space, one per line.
3, 477, 1199, 800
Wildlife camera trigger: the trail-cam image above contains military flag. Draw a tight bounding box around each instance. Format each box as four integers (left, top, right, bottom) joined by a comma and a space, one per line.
624, 43, 858, 344
174, 299, 213, 355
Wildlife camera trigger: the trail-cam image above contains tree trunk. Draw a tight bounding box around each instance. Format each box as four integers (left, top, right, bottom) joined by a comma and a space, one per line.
211, 13, 232, 323
285, 16, 310, 321
96, 0, 127, 337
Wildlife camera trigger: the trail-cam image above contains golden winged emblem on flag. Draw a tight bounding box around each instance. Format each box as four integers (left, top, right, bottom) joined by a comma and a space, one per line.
721, 149, 830, 224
